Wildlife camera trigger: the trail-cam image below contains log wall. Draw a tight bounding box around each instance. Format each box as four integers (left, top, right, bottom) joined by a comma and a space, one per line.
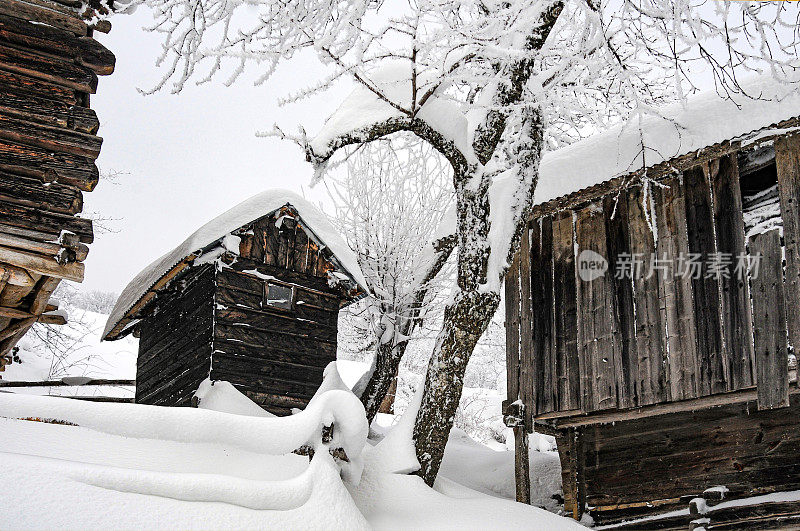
0, 0, 114, 367
136, 264, 215, 406
134, 207, 347, 414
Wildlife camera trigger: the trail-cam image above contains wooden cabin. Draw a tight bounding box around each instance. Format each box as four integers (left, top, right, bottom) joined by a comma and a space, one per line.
0, 0, 115, 372
103, 190, 367, 416
504, 78, 800, 527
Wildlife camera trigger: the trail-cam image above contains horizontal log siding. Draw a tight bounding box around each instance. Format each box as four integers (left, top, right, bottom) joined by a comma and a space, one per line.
135, 265, 215, 406
212, 267, 339, 415
581, 392, 800, 524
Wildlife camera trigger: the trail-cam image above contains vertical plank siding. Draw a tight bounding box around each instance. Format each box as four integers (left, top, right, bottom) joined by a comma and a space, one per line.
575, 203, 619, 412
750, 230, 790, 410
518, 223, 536, 424
627, 185, 669, 405
552, 210, 580, 411
530, 218, 555, 415
603, 194, 637, 408
711, 154, 755, 390
776, 134, 800, 356
684, 164, 727, 396
654, 176, 700, 401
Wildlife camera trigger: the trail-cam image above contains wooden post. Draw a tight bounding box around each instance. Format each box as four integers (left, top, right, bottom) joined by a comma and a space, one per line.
775, 134, 800, 363
504, 255, 531, 504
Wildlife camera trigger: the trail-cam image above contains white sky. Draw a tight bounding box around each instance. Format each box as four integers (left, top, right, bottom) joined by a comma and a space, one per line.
83, 7, 349, 294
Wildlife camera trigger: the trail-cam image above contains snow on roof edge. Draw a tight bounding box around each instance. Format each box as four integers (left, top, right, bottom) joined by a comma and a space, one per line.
534, 74, 800, 207
103, 189, 367, 340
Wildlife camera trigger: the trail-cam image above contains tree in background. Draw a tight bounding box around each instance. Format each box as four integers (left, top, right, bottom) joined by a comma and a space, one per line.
131, 0, 800, 484
328, 136, 453, 423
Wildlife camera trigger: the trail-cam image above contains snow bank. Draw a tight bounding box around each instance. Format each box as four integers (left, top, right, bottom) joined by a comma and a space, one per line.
536, 74, 800, 205
194, 379, 275, 417
0, 388, 368, 480
103, 189, 367, 340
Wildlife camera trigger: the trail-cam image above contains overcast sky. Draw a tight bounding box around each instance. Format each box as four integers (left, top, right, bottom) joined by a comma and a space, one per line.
83, 8, 348, 294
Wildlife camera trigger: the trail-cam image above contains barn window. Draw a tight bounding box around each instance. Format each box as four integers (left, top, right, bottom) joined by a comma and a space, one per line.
266, 283, 294, 311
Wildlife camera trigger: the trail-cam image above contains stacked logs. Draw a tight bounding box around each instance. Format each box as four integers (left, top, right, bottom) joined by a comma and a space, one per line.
0, 0, 115, 367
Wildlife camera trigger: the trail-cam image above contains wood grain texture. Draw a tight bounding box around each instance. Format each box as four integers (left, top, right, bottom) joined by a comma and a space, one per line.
575, 203, 618, 412
775, 134, 800, 361
552, 210, 580, 411
749, 230, 789, 410
683, 164, 726, 396
711, 154, 755, 391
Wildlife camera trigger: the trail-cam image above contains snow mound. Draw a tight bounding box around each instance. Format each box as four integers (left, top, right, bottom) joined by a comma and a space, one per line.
103, 189, 367, 340
194, 379, 275, 417
536, 74, 800, 206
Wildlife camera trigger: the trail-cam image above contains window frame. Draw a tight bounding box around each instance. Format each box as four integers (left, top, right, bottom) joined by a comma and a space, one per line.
264, 281, 295, 312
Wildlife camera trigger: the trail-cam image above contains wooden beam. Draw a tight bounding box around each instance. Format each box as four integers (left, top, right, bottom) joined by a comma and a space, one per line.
0, 231, 87, 262
0, 169, 83, 215
0, 42, 97, 93
30, 276, 60, 314
37, 313, 65, 325
0, 13, 115, 75
0, 263, 34, 286
0, 306, 31, 319
0, 245, 83, 281
0, 0, 87, 35
0, 315, 35, 341
542, 387, 800, 428
0, 111, 103, 158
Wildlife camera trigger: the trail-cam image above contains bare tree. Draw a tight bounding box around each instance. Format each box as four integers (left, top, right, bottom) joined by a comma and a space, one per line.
329, 136, 454, 423
129, 0, 800, 484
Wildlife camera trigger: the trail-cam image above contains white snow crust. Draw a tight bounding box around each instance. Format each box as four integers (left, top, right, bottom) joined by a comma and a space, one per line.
103, 189, 367, 340
194, 378, 276, 417
535, 74, 800, 206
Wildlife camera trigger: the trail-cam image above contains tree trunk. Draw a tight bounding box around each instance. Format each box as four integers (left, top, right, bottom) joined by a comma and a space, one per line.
412, 288, 500, 485
360, 339, 410, 424
378, 373, 398, 414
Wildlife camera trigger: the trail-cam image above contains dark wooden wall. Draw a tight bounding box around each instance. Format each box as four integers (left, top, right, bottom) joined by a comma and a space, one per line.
0, 0, 114, 363
134, 207, 346, 414
136, 264, 215, 406
566, 391, 800, 525
506, 142, 799, 418
211, 208, 343, 415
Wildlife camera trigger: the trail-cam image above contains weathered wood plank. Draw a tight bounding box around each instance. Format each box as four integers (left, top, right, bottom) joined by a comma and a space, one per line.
683, 164, 726, 396
0, 169, 82, 214
775, 134, 800, 362
654, 175, 699, 400
750, 229, 790, 410
526, 220, 544, 416
0, 0, 87, 35
0, 42, 97, 93
603, 193, 637, 408
0, 245, 83, 281
0, 138, 99, 191
0, 199, 93, 242
0, 111, 102, 157
505, 255, 521, 406
552, 210, 580, 411
0, 13, 114, 75
628, 185, 668, 405
575, 203, 618, 412
711, 154, 755, 391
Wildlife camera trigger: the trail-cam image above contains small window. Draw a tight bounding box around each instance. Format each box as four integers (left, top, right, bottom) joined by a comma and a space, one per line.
266, 283, 293, 311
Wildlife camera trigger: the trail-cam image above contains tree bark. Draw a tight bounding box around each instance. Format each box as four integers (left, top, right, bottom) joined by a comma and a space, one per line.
360, 339, 410, 424
413, 288, 501, 484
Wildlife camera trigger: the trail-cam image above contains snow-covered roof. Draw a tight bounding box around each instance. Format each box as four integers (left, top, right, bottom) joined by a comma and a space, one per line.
103, 189, 367, 340
534, 74, 800, 207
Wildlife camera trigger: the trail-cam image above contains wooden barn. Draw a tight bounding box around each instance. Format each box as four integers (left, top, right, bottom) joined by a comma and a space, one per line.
0, 0, 115, 371
103, 190, 367, 416
504, 77, 800, 528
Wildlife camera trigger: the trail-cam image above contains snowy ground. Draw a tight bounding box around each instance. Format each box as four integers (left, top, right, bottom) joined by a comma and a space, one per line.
1, 306, 573, 529
0, 384, 582, 530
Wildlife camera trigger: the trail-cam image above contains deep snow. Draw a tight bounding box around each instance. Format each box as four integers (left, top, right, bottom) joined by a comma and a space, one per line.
0, 382, 583, 530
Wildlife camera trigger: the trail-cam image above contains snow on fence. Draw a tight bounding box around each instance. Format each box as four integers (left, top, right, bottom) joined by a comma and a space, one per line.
0, 363, 370, 509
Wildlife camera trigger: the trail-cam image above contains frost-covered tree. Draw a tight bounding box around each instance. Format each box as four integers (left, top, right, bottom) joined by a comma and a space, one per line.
130, 0, 800, 484
329, 136, 453, 423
